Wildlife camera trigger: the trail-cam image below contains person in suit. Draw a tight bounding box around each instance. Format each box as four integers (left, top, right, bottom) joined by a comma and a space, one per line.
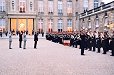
80, 32, 86, 55
9, 31, 12, 49
19, 32, 23, 48
34, 32, 38, 49
23, 32, 27, 49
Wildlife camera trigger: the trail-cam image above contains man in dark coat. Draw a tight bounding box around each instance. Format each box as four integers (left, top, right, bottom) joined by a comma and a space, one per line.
34, 32, 38, 49
19, 32, 23, 48
80, 32, 86, 55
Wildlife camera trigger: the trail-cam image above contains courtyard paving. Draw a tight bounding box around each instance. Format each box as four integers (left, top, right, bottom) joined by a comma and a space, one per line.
0, 36, 114, 75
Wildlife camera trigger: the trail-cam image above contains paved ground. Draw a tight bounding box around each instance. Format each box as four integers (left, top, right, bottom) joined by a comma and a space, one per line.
0, 36, 114, 75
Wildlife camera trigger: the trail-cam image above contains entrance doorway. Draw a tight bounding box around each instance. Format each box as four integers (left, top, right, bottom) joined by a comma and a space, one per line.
10, 18, 33, 35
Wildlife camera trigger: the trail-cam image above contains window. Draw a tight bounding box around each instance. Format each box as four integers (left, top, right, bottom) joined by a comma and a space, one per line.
0, 0, 5, 12
58, 19, 63, 32
12, 1, 14, 10
0, 19, 6, 28
19, 0, 26, 13
83, 0, 88, 10
96, 19, 99, 27
38, 0, 44, 13
94, 0, 99, 8
48, 19, 53, 32
67, 19, 72, 32
48, 0, 53, 14
58, 0, 63, 15
104, 17, 108, 26
38, 19, 43, 33
30, 2, 32, 11
67, 0, 72, 15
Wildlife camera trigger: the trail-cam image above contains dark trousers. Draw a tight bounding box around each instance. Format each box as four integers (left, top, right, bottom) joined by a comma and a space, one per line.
34, 41, 37, 48
103, 48, 107, 54
111, 50, 114, 56
93, 46, 96, 51
19, 41, 22, 48
97, 48, 100, 53
81, 48, 84, 55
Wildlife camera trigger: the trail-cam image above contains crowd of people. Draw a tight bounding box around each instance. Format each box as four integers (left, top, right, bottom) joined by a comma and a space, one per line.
46, 30, 114, 56
9, 31, 39, 49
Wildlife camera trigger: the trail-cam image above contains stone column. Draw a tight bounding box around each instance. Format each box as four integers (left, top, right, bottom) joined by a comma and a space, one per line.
26, 18, 28, 31
16, 18, 18, 31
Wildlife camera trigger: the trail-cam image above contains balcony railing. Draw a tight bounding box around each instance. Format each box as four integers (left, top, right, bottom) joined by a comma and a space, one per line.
58, 13, 63, 16
38, 12, 44, 15
80, 1, 114, 18
48, 12, 53, 15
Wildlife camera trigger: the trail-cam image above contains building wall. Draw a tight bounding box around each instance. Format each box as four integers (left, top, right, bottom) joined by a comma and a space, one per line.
1, 0, 103, 34
79, 1, 114, 33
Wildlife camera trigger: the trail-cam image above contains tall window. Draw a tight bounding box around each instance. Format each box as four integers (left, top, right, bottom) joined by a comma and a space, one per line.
38, 0, 44, 13
0, 0, 5, 12
12, 1, 14, 10
48, 19, 53, 32
30, 2, 33, 11
58, 19, 63, 32
95, 19, 99, 28
94, 0, 99, 8
38, 19, 43, 33
48, 0, 53, 14
67, 19, 72, 32
19, 0, 26, 13
0, 19, 6, 29
58, 0, 63, 15
88, 21, 91, 28
67, 0, 72, 14
83, 0, 88, 10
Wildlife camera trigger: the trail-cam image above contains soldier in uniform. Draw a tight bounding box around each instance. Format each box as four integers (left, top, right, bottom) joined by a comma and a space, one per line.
96, 32, 102, 53
9, 32, 12, 49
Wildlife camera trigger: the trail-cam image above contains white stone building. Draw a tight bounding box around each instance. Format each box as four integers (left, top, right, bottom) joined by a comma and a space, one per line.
0, 0, 102, 34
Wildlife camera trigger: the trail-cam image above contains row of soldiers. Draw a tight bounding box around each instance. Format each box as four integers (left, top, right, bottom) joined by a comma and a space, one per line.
46, 31, 114, 56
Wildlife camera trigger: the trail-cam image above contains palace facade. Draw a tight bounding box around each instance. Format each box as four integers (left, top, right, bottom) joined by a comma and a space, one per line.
0, 0, 104, 34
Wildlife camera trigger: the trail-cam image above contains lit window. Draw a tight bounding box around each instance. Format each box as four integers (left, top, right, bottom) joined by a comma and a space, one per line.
67, 19, 72, 32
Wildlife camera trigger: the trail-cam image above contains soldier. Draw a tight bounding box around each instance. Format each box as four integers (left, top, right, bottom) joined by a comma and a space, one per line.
23, 32, 27, 49
102, 32, 109, 54
9, 32, 12, 49
96, 32, 102, 53
34, 32, 38, 49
